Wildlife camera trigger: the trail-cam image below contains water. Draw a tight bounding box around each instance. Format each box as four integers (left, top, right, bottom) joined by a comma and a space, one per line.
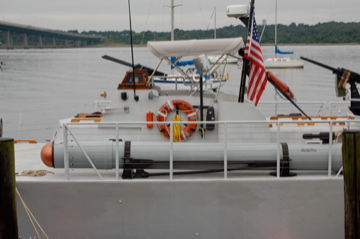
0, 45, 359, 142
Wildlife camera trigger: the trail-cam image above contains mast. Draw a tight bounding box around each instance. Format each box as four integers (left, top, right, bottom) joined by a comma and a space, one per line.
214, 8, 216, 39
169, 0, 182, 41
171, 0, 175, 41
275, 0, 278, 58
127, 0, 138, 101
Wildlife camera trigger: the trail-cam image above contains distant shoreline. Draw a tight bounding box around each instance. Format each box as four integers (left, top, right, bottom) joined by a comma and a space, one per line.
0, 42, 359, 50
97, 42, 360, 47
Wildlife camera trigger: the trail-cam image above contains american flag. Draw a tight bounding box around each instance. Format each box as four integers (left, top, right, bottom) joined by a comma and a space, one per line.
244, 17, 267, 106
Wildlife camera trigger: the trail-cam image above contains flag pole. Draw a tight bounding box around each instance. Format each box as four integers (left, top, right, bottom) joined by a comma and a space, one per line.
238, 0, 255, 102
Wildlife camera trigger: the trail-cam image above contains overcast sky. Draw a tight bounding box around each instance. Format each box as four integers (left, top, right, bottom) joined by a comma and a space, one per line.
1, 0, 359, 32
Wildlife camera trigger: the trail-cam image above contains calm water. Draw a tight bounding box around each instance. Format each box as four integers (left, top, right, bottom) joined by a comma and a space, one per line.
0, 45, 359, 142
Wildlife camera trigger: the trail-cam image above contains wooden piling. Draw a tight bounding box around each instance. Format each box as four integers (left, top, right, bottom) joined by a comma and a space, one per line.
0, 138, 18, 239
342, 131, 360, 239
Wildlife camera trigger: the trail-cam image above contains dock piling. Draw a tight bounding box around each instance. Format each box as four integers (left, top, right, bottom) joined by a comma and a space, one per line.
342, 131, 360, 239
0, 137, 18, 238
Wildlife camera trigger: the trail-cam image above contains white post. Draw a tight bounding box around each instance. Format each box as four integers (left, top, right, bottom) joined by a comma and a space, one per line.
328, 123, 333, 176
171, 0, 174, 41
223, 122, 228, 179
63, 124, 69, 180
275, 0, 278, 58
169, 122, 174, 180
276, 121, 281, 178
115, 123, 120, 180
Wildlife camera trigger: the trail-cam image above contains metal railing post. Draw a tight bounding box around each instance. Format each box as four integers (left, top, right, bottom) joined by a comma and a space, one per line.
169, 122, 174, 180
328, 122, 333, 177
63, 124, 70, 180
66, 125, 103, 180
223, 122, 228, 179
276, 121, 281, 178
115, 123, 120, 180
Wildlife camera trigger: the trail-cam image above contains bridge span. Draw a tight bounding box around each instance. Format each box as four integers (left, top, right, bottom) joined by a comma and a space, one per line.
0, 21, 103, 49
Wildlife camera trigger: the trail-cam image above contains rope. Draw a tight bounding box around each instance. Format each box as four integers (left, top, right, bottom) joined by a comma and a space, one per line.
173, 113, 182, 141
334, 128, 346, 143
200, 127, 206, 139
16, 187, 49, 239
17, 170, 54, 177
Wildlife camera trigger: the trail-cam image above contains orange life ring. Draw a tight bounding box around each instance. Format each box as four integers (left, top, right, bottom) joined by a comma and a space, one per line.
157, 100, 198, 140
266, 71, 295, 99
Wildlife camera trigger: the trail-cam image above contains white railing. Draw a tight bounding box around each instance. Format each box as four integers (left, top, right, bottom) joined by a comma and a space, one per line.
259, 99, 359, 117
94, 99, 360, 117
94, 100, 111, 112
61, 118, 360, 181
259, 101, 328, 116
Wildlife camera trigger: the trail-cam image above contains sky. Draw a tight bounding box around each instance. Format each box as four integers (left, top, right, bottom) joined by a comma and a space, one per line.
1, 0, 359, 32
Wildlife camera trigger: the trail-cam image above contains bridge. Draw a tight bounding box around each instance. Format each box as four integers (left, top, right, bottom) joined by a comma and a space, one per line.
0, 21, 103, 49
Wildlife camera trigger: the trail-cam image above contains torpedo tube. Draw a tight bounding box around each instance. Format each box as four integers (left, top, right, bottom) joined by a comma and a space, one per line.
41, 141, 343, 171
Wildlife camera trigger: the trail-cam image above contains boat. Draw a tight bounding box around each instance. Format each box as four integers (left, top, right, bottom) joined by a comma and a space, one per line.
11, 2, 360, 238
264, 50, 304, 68
146, 38, 240, 91
14, 53, 359, 238
264, 0, 304, 69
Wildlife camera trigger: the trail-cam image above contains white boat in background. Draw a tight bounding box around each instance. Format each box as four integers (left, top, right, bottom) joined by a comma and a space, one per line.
264, 48, 304, 68
208, 54, 239, 64
147, 38, 241, 91
264, 0, 304, 69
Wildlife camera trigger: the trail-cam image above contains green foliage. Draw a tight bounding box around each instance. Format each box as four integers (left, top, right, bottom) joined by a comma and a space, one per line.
258, 22, 360, 44
83, 21, 360, 45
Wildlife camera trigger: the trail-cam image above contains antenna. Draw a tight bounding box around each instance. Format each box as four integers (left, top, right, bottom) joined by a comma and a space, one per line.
127, 0, 139, 101
260, 19, 266, 42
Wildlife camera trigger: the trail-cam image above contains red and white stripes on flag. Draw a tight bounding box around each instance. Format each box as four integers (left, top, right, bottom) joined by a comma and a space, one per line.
244, 17, 267, 106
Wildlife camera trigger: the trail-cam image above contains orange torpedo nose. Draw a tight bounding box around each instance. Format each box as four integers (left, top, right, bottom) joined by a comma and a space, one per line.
41, 142, 54, 167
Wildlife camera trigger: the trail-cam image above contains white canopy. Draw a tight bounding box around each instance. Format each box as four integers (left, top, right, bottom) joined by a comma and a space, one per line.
147, 37, 244, 59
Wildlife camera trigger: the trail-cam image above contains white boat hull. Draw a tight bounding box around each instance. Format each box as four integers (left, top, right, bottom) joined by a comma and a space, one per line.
16, 177, 344, 238
264, 57, 304, 68
153, 78, 226, 91
208, 55, 239, 64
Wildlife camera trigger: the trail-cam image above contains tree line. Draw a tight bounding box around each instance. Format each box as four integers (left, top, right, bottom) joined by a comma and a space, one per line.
1, 21, 360, 47
88, 21, 360, 45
